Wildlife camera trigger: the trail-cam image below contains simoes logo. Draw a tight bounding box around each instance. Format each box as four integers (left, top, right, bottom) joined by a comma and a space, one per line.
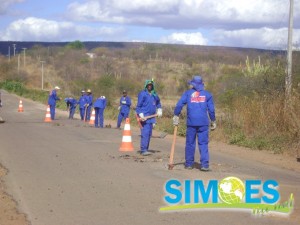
160, 176, 294, 216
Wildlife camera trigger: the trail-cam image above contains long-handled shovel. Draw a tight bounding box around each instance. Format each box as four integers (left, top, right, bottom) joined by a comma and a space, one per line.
168, 125, 178, 170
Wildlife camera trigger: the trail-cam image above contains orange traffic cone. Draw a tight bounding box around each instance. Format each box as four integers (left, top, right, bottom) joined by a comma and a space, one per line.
44, 105, 52, 122
89, 109, 95, 125
119, 118, 134, 152
18, 100, 24, 112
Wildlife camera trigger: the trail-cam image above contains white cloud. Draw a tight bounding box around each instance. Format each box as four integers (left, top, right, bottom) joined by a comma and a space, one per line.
1, 0, 299, 49
161, 32, 208, 45
66, 0, 299, 29
0, 17, 125, 41
0, 0, 24, 15
214, 27, 300, 49
112, 0, 178, 13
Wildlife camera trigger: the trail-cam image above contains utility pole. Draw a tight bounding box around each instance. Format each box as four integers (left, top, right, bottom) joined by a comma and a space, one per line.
18, 54, 20, 74
8, 46, 10, 62
13, 44, 16, 56
285, 0, 294, 110
22, 48, 27, 67
40, 61, 45, 90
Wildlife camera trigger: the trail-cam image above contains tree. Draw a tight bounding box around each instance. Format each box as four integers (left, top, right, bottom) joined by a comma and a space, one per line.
66, 40, 85, 50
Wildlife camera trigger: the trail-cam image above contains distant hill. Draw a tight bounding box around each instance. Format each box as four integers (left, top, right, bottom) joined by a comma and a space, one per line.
0, 41, 134, 56
0, 41, 284, 57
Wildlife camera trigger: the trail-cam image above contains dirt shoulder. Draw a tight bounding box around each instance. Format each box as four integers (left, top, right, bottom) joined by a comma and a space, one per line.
0, 165, 30, 225
209, 140, 300, 173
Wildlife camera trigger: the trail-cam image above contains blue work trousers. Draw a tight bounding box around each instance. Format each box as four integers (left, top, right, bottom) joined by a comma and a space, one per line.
185, 126, 209, 168
80, 108, 85, 120
69, 107, 76, 119
117, 112, 129, 128
95, 108, 104, 128
140, 122, 153, 152
86, 105, 92, 121
49, 104, 56, 120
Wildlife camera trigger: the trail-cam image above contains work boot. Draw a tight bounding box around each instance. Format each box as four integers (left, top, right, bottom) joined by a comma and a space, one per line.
200, 167, 210, 172
141, 151, 152, 156
184, 166, 193, 170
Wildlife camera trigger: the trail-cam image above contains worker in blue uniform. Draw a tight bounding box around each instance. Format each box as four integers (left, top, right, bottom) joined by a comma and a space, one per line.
64, 97, 78, 119
117, 90, 131, 129
78, 90, 87, 120
85, 89, 93, 121
136, 79, 162, 156
93, 96, 107, 128
173, 75, 216, 171
48, 86, 61, 120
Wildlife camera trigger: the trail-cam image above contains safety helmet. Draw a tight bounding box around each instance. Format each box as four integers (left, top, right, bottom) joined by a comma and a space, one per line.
81, 89, 85, 93
86, 89, 92, 93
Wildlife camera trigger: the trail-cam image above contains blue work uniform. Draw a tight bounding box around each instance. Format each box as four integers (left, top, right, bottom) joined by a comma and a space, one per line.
78, 94, 87, 120
136, 89, 161, 153
93, 96, 107, 128
48, 89, 60, 120
86, 94, 93, 121
174, 87, 215, 169
117, 96, 131, 128
64, 97, 78, 119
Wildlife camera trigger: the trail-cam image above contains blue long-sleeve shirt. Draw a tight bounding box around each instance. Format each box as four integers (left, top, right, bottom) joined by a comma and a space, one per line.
94, 97, 107, 108
174, 88, 215, 126
136, 90, 161, 124
119, 96, 131, 114
78, 95, 87, 109
48, 89, 60, 106
86, 94, 93, 106
64, 98, 78, 109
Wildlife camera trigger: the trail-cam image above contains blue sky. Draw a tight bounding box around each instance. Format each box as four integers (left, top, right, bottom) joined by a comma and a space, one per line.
0, 0, 299, 50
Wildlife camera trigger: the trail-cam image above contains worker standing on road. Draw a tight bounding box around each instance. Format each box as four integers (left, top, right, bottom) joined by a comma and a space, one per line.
93, 96, 107, 128
48, 86, 61, 120
78, 90, 87, 120
64, 97, 78, 119
173, 75, 216, 171
136, 79, 162, 156
85, 89, 93, 121
116, 90, 131, 129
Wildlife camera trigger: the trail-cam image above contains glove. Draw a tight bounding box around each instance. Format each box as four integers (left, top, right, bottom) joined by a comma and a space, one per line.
139, 113, 146, 121
157, 108, 162, 117
173, 116, 179, 126
153, 123, 156, 128
210, 121, 217, 131
118, 106, 121, 110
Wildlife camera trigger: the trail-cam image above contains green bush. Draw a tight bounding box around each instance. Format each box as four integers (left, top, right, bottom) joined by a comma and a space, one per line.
0, 80, 24, 93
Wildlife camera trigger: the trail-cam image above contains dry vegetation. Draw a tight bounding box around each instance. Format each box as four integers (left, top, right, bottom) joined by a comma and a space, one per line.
0, 41, 299, 155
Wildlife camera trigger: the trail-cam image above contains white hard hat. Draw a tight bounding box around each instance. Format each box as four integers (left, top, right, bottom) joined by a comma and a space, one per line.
54, 86, 60, 90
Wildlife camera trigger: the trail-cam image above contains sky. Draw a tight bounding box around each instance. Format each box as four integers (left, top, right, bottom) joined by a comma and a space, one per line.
0, 0, 299, 50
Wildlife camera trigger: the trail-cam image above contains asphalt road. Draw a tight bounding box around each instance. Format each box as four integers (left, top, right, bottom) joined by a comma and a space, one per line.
0, 90, 299, 225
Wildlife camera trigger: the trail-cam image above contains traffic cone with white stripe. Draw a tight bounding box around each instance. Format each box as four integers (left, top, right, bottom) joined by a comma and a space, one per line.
119, 118, 134, 152
89, 109, 96, 125
44, 105, 52, 122
18, 100, 24, 112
